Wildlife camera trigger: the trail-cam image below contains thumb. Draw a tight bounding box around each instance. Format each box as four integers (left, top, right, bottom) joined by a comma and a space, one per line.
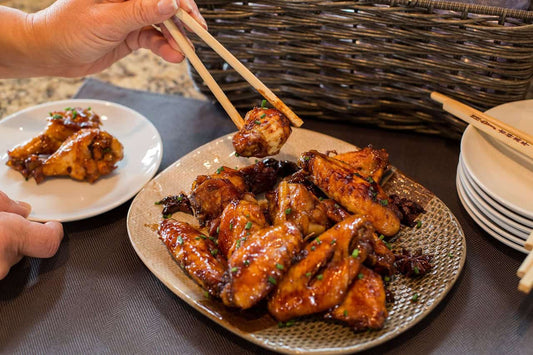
117, 0, 179, 33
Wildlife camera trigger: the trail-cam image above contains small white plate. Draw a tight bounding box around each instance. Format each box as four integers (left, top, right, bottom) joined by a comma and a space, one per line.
459, 156, 533, 234
460, 100, 533, 219
456, 164, 528, 254
0, 99, 163, 222
458, 160, 530, 239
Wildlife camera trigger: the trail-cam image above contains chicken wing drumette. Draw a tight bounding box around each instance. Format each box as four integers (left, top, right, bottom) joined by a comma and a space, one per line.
41, 128, 123, 183
6, 107, 101, 180
232, 107, 291, 158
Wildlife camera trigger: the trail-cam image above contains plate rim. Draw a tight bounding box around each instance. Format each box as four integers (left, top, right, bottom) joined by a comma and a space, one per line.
0, 98, 163, 222
460, 99, 533, 220
127, 128, 467, 353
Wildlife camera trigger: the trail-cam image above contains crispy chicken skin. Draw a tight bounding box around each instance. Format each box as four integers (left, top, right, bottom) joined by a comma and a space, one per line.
232, 107, 291, 158
267, 181, 329, 237
217, 199, 268, 259
221, 222, 302, 309
267, 215, 374, 322
326, 266, 388, 331
7, 107, 101, 179
158, 219, 227, 297
332, 146, 389, 183
41, 128, 123, 183
189, 167, 248, 226
299, 150, 400, 236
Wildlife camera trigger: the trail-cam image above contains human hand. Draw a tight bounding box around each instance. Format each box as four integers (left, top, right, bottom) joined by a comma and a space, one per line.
0, 191, 63, 279
2, 0, 206, 78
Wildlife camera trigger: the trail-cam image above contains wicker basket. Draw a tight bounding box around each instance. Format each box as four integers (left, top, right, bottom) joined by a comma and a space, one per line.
189, 0, 533, 138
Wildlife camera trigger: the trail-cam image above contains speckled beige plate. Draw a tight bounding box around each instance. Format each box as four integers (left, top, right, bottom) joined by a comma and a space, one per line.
127, 128, 466, 354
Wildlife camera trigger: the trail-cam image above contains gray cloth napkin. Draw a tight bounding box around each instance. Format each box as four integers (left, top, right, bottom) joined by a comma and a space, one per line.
1, 78, 532, 355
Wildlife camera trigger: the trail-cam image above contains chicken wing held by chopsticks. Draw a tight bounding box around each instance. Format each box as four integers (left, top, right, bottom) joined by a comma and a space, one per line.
299, 150, 400, 237
232, 107, 291, 158
41, 128, 123, 183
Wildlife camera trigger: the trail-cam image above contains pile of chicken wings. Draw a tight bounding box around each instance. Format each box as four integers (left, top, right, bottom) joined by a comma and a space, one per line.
6, 108, 123, 183
157, 145, 425, 331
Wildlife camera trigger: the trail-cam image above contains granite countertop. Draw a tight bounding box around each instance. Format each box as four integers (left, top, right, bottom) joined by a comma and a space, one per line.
0, 0, 206, 119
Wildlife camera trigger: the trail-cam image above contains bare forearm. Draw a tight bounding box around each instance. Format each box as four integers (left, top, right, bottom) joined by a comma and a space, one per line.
0, 6, 39, 78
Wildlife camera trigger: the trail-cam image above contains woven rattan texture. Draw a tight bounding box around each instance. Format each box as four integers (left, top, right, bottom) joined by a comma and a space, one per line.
189, 0, 533, 138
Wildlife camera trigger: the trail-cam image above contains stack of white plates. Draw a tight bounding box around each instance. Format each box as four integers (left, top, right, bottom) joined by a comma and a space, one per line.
456, 100, 533, 254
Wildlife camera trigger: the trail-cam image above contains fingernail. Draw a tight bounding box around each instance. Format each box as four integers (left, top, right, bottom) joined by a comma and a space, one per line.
158, 0, 178, 16
199, 14, 208, 29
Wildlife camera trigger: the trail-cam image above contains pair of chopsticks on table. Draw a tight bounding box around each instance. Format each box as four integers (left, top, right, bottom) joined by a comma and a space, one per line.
431, 92, 533, 294
162, 10, 303, 130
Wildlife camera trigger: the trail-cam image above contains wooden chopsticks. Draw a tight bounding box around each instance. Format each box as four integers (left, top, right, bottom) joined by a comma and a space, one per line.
430, 92, 533, 159
164, 9, 303, 129
518, 231, 533, 293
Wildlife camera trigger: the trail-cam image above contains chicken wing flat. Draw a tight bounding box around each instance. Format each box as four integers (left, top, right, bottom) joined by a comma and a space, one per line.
7, 107, 101, 180
299, 150, 400, 236
326, 266, 387, 331
158, 219, 227, 297
41, 128, 123, 183
221, 222, 302, 309
267, 215, 374, 322
217, 199, 268, 259
332, 146, 389, 183
232, 107, 291, 158
267, 180, 329, 237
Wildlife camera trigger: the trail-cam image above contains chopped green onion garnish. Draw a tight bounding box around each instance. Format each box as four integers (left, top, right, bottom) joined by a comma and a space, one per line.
380, 199, 388, 206
245, 221, 253, 230
255, 120, 261, 125
316, 274, 323, 280
285, 208, 292, 215
210, 249, 218, 256
343, 310, 348, 317
177, 236, 183, 245
231, 267, 238, 273
414, 266, 420, 275
216, 166, 225, 174
358, 273, 364, 280
367, 176, 374, 184
305, 272, 312, 277
352, 249, 360, 258
229, 223, 233, 230
276, 263, 284, 270
311, 246, 316, 251
216, 226, 220, 234
268, 276, 277, 285
384, 276, 390, 282
234, 152, 240, 157
260, 113, 266, 118
330, 239, 336, 245
261, 99, 267, 108
448, 252, 453, 258
244, 260, 250, 266
416, 220, 422, 229
163, 214, 172, 219
412, 293, 419, 302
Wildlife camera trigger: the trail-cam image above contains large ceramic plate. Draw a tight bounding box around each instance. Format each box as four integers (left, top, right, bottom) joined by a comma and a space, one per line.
0, 99, 162, 222
127, 129, 466, 354
460, 100, 533, 219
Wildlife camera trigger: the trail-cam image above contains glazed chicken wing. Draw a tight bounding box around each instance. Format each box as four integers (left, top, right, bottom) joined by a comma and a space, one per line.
41, 128, 123, 183
326, 266, 388, 331
232, 107, 291, 158
7, 107, 101, 180
267, 180, 329, 237
221, 222, 302, 309
332, 146, 390, 183
217, 199, 268, 259
267, 215, 374, 322
299, 150, 400, 236
158, 219, 227, 297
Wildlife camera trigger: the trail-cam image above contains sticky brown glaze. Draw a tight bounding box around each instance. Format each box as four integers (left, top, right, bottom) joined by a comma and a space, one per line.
267, 180, 329, 237
41, 128, 123, 183
232, 107, 291, 158
7, 107, 101, 179
267, 215, 374, 322
221, 222, 302, 309
217, 199, 268, 259
158, 219, 227, 297
299, 150, 400, 237
332, 146, 390, 183
326, 266, 388, 331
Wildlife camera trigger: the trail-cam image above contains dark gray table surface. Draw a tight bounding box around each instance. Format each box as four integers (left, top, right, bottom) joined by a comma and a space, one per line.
1, 78, 531, 354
